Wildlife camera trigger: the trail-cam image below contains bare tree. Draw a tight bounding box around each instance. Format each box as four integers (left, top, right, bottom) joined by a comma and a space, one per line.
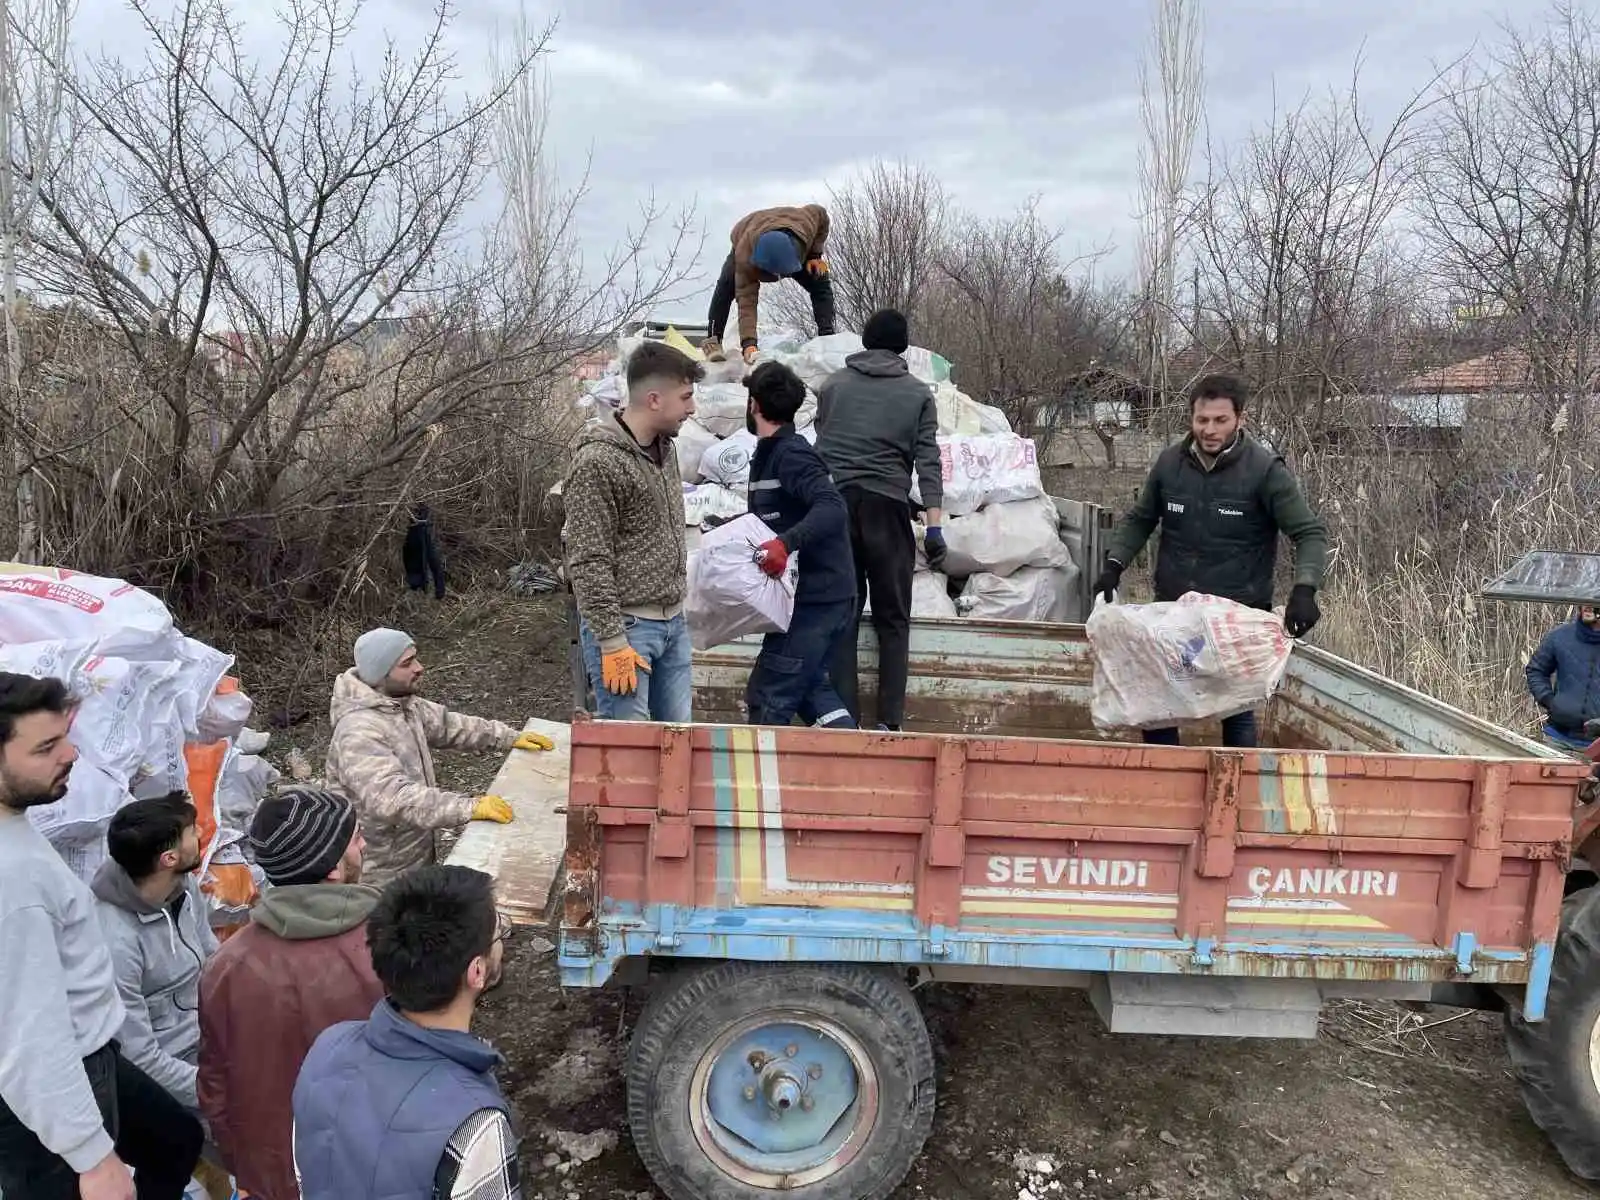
926, 199, 1121, 438
15, 0, 693, 611
1135, 0, 1203, 398
1185, 62, 1439, 452
0, 0, 71, 560
1420, 1, 1600, 449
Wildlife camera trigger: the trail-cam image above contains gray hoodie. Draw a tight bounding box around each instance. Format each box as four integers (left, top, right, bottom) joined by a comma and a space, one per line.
815, 349, 944, 511
91, 859, 219, 1110
0, 807, 126, 1173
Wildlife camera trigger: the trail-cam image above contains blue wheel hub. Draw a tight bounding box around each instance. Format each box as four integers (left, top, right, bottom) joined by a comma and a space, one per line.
694, 1014, 875, 1184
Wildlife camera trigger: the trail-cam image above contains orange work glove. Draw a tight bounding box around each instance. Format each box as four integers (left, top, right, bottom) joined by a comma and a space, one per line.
601, 646, 651, 694
806, 257, 829, 276
742, 344, 759, 366
755, 538, 789, 578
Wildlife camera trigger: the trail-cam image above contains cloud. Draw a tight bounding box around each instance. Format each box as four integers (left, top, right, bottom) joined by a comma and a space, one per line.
69, 0, 1564, 319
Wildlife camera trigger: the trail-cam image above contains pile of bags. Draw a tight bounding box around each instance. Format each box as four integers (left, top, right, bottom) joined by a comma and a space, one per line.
1085, 592, 1294, 731
577, 327, 1082, 624
0, 565, 278, 915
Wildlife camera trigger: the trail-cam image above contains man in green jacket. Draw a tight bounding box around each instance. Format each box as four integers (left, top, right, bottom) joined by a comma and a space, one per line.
1093, 373, 1328, 748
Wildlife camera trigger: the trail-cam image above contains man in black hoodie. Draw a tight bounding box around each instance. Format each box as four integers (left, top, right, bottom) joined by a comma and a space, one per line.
743, 362, 859, 729
814, 309, 944, 730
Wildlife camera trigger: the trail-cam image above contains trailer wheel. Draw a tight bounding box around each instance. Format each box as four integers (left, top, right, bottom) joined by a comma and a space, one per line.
626, 961, 935, 1200
1507, 885, 1600, 1179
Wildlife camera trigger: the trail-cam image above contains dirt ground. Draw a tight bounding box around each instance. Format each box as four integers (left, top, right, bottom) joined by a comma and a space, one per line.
255, 589, 1595, 1200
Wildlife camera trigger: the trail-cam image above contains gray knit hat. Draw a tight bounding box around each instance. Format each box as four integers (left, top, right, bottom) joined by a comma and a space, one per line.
353, 628, 415, 686
248, 788, 358, 886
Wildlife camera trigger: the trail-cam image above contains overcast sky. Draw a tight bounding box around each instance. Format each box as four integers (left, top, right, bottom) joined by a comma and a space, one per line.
74, 0, 1556, 316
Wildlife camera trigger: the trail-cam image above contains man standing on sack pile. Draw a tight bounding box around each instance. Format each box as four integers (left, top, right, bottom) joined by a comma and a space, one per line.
701, 203, 834, 365
324, 629, 553, 888
743, 361, 859, 730
815, 308, 946, 732
199, 787, 385, 1200
564, 341, 702, 722
1093, 373, 1328, 749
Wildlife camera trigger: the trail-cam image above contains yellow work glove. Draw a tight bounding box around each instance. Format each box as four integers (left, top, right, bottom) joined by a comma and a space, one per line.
471, 795, 514, 824
512, 731, 554, 753
601, 646, 652, 695
742, 344, 759, 366
806, 257, 828, 276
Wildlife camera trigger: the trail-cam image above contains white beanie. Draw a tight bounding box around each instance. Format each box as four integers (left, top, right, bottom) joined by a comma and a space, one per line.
354, 628, 415, 686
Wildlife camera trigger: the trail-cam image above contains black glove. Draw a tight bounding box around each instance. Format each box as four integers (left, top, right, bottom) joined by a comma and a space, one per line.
1285, 584, 1321, 638
1091, 560, 1123, 603
923, 526, 948, 570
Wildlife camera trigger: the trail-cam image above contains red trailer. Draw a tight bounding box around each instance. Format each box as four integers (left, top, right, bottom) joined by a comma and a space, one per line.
541, 616, 1599, 1200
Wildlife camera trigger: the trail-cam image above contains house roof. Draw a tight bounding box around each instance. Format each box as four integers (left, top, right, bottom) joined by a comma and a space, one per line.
1397, 347, 1533, 394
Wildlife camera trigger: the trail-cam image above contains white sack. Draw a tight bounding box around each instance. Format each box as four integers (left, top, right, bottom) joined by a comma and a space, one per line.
932, 383, 1009, 437
755, 326, 811, 356
674, 419, 720, 480
912, 433, 1043, 516
579, 374, 625, 416
912, 571, 958, 618
795, 393, 818, 429
215, 744, 281, 833
943, 497, 1070, 578
682, 483, 748, 527
786, 333, 864, 391
903, 346, 953, 386
1086, 593, 1294, 732
0, 567, 174, 653
686, 514, 799, 651
196, 687, 254, 745
959, 568, 1075, 623
699, 429, 759, 489
695, 382, 750, 437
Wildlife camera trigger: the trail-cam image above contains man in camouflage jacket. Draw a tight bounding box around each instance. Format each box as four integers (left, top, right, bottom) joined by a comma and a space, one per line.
323, 628, 553, 887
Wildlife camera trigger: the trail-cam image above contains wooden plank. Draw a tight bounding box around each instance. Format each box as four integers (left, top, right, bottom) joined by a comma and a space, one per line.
444, 718, 569, 924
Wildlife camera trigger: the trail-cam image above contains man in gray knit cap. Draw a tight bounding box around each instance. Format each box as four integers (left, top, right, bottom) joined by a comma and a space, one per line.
324, 628, 552, 888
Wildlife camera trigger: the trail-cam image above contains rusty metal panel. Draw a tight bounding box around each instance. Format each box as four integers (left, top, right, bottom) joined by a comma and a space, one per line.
695, 617, 1571, 761
562, 720, 1585, 991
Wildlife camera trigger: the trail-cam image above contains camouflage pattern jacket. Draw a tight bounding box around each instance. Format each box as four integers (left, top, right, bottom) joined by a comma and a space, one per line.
323, 670, 517, 888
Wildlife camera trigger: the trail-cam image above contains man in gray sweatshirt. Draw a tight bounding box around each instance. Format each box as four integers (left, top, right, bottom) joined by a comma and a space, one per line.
92, 791, 219, 1113
0, 673, 204, 1200
815, 308, 946, 730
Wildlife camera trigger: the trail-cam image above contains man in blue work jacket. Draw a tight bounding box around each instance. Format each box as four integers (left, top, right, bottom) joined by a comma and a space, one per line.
741, 361, 859, 729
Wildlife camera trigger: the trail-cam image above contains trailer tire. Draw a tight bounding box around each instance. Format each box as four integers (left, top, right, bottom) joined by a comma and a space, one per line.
1506, 884, 1600, 1179
626, 961, 935, 1200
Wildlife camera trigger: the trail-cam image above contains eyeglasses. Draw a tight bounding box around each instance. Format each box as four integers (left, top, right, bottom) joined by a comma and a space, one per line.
492, 910, 513, 946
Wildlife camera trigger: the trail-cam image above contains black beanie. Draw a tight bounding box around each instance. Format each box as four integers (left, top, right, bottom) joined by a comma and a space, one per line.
248, 787, 358, 886
862, 309, 910, 355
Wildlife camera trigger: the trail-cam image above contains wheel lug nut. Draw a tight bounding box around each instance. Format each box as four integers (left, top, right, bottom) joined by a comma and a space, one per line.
743, 1086, 756, 1101
785, 1044, 798, 1057
807, 1064, 823, 1080
800, 1096, 814, 1111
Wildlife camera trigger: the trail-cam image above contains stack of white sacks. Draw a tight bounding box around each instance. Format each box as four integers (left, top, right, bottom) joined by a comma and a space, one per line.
576, 329, 1080, 622
0, 566, 279, 887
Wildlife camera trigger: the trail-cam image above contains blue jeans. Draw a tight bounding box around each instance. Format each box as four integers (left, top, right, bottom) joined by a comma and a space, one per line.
747, 598, 859, 728
580, 614, 694, 722
1143, 710, 1258, 748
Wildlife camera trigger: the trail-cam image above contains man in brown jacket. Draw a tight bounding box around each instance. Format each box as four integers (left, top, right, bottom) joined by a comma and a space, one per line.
563, 341, 700, 722
323, 628, 552, 888
198, 788, 384, 1200
702, 203, 834, 365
